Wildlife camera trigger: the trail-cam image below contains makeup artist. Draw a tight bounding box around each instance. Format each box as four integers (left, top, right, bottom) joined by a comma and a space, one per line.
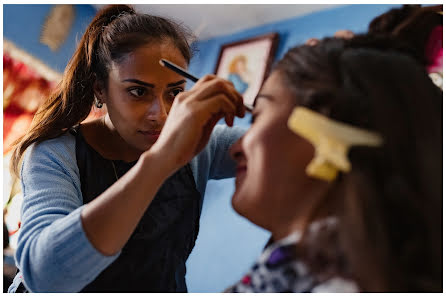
8, 5, 245, 293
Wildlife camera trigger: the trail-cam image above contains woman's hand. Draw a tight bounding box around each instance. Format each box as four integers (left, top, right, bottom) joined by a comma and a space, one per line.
148, 75, 245, 174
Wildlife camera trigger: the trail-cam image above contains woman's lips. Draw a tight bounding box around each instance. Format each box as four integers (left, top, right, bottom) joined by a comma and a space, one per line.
235, 165, 247, 188
139, 130, 161, 142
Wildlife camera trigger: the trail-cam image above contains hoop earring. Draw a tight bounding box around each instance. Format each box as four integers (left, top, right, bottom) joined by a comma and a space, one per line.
94, 95, 103, 108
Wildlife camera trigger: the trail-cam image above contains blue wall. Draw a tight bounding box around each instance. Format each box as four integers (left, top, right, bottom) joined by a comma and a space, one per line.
185, 4, 401, 293
4, 4, 97, 73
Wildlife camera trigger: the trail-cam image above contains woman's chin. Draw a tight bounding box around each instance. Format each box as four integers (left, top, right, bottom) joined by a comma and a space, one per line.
231, 190, 244, 214
231, 189, 253, 220
134, 140, 154, 153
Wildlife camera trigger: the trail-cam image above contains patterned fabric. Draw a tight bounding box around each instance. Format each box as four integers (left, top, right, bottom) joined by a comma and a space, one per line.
225, 221, 359, 293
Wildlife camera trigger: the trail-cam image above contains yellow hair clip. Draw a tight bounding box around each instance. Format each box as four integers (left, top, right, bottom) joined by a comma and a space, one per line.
287, 107, 384, 182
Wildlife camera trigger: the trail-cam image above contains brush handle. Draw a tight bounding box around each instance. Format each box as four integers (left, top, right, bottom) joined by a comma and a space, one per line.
160, 59, 199, 82
160, 58, 252, 112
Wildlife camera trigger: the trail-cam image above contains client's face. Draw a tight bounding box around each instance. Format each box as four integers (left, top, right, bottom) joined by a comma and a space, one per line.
230, 71, 319, 237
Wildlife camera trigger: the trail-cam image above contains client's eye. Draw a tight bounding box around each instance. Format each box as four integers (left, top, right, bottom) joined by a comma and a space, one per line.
250, 113, 257, 124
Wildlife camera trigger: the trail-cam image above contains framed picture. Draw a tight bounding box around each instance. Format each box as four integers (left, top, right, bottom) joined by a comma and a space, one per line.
214, 32, 279, 108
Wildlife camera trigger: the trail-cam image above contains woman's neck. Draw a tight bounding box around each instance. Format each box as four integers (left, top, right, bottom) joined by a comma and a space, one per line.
271, 220, 306, 242
270, 181, 335, 242
81, 115, 145, 162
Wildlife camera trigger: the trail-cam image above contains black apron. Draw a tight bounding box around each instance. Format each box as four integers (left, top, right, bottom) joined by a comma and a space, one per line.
72, 127, 201, 292
14, 128, 201, 292
71, 127, 201, 292
15, 128, 201, 292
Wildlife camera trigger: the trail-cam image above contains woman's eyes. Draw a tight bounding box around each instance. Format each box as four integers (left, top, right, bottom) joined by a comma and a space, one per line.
168, 88, 183, 99
128, 87, 147, 98
127, 87, 184, 100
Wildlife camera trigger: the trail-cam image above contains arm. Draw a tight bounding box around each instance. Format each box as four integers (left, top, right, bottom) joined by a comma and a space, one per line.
81, 75, 245, 257
208, 125, 246, 180
189, 125, 246, 199
17, 135, 177, 292
18, 75, 245, 292
15, 136, 119, 292
80, 148, 173, 256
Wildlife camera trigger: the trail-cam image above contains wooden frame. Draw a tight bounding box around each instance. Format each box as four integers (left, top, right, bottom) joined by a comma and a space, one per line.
214, 32, 279, 108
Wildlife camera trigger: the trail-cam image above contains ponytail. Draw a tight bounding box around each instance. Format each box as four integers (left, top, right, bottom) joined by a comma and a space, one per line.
10, 5, 136, 176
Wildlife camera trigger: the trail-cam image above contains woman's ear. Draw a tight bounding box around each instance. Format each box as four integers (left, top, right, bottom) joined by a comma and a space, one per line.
93, 76, 106, 103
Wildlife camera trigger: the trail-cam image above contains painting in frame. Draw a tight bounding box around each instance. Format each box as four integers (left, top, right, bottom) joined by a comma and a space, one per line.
214, 32, 279, 108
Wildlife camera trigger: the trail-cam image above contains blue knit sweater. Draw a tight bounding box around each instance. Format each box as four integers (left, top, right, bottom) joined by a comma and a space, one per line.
8, 125, 245, 292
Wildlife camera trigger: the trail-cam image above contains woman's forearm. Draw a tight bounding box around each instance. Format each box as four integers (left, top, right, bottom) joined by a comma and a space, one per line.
80, 149, 172, 256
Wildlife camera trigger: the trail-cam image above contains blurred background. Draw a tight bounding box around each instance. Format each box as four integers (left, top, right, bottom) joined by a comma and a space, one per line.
3, 3, 409, 292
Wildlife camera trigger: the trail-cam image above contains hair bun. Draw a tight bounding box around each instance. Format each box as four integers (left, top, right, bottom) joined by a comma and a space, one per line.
368, 5, 421, 34
97, 4, 135, 27
345, 34, 424, 65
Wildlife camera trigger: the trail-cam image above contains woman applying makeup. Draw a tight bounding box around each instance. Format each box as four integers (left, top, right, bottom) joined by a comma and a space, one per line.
227, 36, 442, 292
8, 5, 245, 292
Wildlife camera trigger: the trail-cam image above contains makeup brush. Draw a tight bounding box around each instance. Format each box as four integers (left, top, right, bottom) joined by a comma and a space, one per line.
159, 58, 252, 112
159, 59, 199, 83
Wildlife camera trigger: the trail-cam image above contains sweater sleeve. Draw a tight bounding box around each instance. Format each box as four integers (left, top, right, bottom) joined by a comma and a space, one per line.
189, 125, 246, 211
207, 125, 246, 180
14, 134, 119, 292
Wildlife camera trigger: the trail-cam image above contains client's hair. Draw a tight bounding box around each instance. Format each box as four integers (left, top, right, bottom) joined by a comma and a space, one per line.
368, 4, 442, 66
274, 35, 442, 292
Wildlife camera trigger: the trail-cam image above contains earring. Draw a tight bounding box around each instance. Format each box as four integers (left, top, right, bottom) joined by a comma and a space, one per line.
94, 95, 103, 108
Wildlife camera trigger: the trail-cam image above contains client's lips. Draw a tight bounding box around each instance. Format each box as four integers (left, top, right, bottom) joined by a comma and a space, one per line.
236, 165, 247, 174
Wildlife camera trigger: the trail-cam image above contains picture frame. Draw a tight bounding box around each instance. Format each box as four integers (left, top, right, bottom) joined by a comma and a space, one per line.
214, 32, 279, 108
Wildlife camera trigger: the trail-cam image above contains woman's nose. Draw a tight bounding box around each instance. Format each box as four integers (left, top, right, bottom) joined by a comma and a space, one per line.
148, 97, 168, 121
